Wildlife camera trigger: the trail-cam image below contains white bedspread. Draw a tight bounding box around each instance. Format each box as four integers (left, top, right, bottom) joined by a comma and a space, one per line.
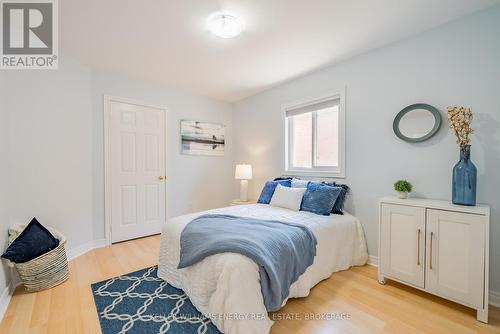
158, 204, 368, 334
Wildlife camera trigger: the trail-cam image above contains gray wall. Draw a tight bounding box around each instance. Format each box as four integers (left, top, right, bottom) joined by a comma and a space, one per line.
233, 7, 500, 291
3, 57, 94, 252
2, 55, 234, 255
0, 72, 10, 295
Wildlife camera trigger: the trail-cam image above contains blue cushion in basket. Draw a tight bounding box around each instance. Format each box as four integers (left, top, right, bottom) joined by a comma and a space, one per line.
1, 218, 59, 264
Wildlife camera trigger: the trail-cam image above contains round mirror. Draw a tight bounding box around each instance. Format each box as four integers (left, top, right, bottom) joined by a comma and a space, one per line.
393, 104, 441, 143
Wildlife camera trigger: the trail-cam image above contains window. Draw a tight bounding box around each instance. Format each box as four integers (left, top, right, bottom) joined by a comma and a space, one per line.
284, 92, 345, 177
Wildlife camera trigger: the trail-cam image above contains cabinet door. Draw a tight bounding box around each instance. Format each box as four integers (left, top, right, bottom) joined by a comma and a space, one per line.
426, 209, 485, 308
381, 204, 425, 288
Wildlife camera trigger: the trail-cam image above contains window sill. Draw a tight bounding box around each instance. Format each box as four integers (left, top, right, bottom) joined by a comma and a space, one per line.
283, 169, 346, 179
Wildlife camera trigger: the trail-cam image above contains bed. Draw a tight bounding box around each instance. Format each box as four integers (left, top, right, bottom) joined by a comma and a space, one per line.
158, 203, 368, 334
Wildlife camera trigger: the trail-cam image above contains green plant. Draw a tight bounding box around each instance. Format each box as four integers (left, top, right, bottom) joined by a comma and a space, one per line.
394, 180, 412, 193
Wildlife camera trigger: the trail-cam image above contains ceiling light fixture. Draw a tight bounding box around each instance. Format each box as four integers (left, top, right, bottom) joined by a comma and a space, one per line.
208, 13, 242, 39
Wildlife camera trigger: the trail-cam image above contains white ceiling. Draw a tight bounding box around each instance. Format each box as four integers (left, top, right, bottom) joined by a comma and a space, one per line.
60, 0, 499, 102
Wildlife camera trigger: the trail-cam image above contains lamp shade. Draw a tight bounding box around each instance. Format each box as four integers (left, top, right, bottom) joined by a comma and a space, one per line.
235, 164, 252, 180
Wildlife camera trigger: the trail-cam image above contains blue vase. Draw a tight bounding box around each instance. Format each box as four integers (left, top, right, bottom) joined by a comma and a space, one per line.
452, 145, 477, 206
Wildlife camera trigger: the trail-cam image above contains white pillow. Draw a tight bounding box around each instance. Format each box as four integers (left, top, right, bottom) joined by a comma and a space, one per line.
269, 184, 306, 211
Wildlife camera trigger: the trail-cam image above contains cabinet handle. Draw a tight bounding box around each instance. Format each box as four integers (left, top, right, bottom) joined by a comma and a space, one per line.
417, 229, 421, 266
429, 231, 434, 270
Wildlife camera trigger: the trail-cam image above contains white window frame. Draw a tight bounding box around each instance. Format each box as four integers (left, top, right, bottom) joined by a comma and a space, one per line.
282, 89, 346, 178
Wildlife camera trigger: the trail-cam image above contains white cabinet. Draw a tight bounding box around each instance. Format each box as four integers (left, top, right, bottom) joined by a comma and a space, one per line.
380, 204, 425, 288
378, 197, 490, 323
425, 209, 485, 309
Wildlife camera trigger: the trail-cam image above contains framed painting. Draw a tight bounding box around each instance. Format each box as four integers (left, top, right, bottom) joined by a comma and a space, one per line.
180, 120, 225, 156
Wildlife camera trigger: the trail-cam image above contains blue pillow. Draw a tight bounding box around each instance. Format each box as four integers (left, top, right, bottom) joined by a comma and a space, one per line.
273, 177, 292, 181
322, 182, 350, 215
301, 182, 342, 216
257, 179, 292, 204
1, 218, 60, 263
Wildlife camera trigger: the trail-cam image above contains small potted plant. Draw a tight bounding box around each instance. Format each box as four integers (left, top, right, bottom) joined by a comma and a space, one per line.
394, 180, 412, 199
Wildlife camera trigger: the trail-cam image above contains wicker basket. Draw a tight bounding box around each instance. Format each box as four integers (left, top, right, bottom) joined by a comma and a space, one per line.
6, 226, 70, 292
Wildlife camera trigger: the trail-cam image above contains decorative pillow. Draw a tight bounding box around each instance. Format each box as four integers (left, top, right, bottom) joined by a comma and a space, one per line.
301, 182, 342, 216
291, 178, 310, 188
273, 177, 292, 181
257, 179, 292, 204
269, 184, 307, 211
323, 182, 350, 215
1, 218, 59, 263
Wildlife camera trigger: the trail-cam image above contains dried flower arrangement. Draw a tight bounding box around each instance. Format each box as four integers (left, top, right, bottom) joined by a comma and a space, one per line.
447, 106, 473, 146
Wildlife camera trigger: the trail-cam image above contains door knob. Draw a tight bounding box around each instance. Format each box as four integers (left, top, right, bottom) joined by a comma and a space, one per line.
158, 176, 165, 181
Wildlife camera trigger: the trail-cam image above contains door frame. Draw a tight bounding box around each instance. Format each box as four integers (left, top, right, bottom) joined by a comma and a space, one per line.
103, 95, 168, 246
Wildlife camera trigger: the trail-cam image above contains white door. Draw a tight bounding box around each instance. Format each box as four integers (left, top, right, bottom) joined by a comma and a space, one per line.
108, 99, 166, 243
380, 203, 425, 288
426, 209, 485, 308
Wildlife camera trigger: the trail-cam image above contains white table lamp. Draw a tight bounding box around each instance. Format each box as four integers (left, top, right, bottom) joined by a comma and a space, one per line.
235, 164, 253, 202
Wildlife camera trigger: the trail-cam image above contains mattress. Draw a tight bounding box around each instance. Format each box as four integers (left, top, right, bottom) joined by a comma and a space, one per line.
158, 204, 368, 334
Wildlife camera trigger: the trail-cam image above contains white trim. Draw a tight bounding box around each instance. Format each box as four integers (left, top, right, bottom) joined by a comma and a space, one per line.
65, 239, 107, 261
103, 95, 168, 246
367, 254, 379, 267
490, 290, 500, 307
0, 269, 20, 322
104, 96, 111, 246
281, 88, 346, 178
0, 283, 12, 319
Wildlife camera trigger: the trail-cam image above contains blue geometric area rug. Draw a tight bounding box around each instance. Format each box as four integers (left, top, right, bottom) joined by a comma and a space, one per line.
92, 266, 221, 334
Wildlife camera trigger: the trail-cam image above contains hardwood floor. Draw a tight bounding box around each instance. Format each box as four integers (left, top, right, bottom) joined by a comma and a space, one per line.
1, 235, 499, 334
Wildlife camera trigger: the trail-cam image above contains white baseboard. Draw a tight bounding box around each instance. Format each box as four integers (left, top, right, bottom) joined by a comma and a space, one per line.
0, 281, 14, 321
0, 238, 107, 321
0, 268, 21, 322
490, 290, 500, 307
367, 254, 378, 267
66, 238, 107, 261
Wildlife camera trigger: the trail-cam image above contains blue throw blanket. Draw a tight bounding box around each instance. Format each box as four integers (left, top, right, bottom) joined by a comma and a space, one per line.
177, 214, 317, 311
